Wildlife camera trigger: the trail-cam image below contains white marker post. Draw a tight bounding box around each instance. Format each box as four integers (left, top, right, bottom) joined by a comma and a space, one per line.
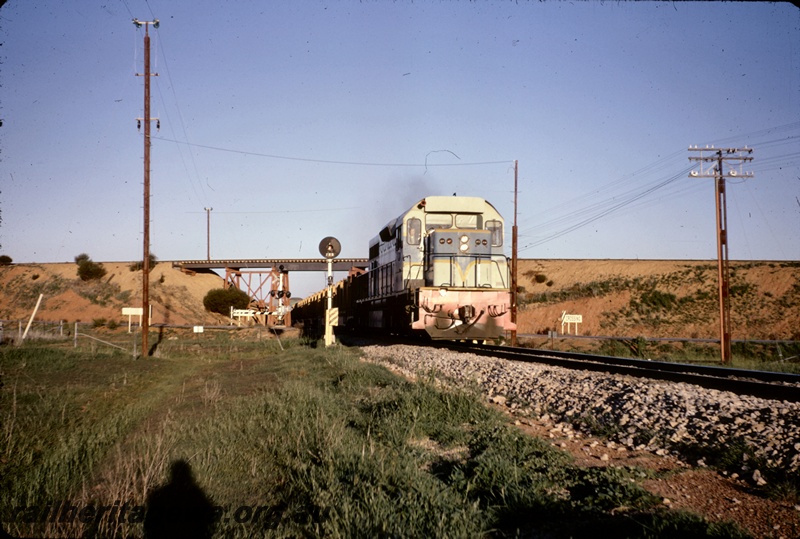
22, 294, 44, 341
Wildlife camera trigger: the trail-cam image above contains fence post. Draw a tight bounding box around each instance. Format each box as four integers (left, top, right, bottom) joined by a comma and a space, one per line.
74, 322, 78, 348
22, 293, 44, 341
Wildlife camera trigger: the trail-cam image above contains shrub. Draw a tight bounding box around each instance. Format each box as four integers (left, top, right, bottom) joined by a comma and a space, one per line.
203, 287, 251, 315
0, 254, 12, 265
534, 273, 547, 284
77, 259, 107, 281
129, 254, 158, 272
639, 289, 676, 311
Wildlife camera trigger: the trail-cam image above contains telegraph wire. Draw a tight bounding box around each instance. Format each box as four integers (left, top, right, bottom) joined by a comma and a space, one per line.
515, 122, 799, 252
117, 0, 135, 19
150, 30, 211, 207
126, 4, 212, 208
150, 136, 513, 167
185, 207, 360, 215
518, 165, 694, 253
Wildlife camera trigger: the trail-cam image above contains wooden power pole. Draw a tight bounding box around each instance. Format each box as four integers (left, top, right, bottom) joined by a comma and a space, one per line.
204, 207, 213, 261
511, 160, 518, 347
688, 146, 753, 364
134, 18, 159, 357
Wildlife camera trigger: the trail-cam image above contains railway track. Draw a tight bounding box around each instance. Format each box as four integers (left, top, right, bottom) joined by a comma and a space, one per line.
432, 342, 800, 403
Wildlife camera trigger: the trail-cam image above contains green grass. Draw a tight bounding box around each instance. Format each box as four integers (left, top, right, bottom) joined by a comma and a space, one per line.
1, 337, 750, 538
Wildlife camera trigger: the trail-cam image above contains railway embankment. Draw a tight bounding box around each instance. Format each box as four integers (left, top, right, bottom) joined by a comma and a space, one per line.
516, 259, 800, 342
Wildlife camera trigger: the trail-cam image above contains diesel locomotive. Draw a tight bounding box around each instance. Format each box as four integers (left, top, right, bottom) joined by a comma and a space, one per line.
294, 195, 516, 341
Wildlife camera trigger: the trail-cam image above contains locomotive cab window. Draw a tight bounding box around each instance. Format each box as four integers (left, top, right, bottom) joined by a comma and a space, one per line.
407, 218, 421, 245
426, 213, 452, 231
455, 214, 480, 229
486, 220, 503, 246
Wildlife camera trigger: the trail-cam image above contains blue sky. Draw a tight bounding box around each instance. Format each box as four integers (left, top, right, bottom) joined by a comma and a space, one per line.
1, 1, 798, 296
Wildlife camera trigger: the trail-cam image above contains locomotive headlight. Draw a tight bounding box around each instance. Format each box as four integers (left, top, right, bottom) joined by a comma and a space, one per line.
460, 235, 469, 244
459, 243, 469, 252
446, 238, 453, 245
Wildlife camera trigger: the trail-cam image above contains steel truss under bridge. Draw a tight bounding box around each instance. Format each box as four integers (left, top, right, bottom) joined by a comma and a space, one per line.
172, 258, 368, 327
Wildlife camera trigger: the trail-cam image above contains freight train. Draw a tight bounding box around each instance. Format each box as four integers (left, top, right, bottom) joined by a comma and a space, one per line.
293, 195, 516, 341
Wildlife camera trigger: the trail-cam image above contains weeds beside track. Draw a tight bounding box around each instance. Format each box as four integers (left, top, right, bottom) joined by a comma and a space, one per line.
1, 334, 748, 538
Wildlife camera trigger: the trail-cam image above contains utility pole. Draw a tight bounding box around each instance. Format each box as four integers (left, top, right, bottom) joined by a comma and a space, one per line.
204, 207, 213, 260
134, 18, 159, 357
688, 146, 753, 364
511, 160, 518, 347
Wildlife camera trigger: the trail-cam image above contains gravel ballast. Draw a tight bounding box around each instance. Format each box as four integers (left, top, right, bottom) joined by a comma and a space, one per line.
360, 344, 800, 476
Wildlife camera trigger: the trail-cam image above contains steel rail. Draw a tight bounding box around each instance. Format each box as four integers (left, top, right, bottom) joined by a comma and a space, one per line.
432, 342, 800, 403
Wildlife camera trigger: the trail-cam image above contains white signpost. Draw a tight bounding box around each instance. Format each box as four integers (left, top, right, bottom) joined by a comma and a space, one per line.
559, 311, 583, 335
122, 305, 152, 333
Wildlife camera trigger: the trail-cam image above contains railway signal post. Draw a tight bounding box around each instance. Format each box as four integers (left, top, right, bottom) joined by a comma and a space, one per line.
688, 146, 754, 364
319, 237, 341, 347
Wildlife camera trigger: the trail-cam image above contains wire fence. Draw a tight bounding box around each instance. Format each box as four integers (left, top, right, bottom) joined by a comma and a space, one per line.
0, 318, 293, 359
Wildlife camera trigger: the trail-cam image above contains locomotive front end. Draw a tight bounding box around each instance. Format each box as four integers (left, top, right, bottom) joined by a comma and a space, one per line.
411, 227, 514, 340
407, 198, 516, 341
358, 195, 516, 341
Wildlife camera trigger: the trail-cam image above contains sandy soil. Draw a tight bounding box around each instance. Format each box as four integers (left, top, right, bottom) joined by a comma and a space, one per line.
0, 262, 226, 326
1, 259, 798, 340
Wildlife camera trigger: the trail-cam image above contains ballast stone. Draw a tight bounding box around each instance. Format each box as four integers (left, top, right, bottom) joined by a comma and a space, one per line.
360, 344, 800, 473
